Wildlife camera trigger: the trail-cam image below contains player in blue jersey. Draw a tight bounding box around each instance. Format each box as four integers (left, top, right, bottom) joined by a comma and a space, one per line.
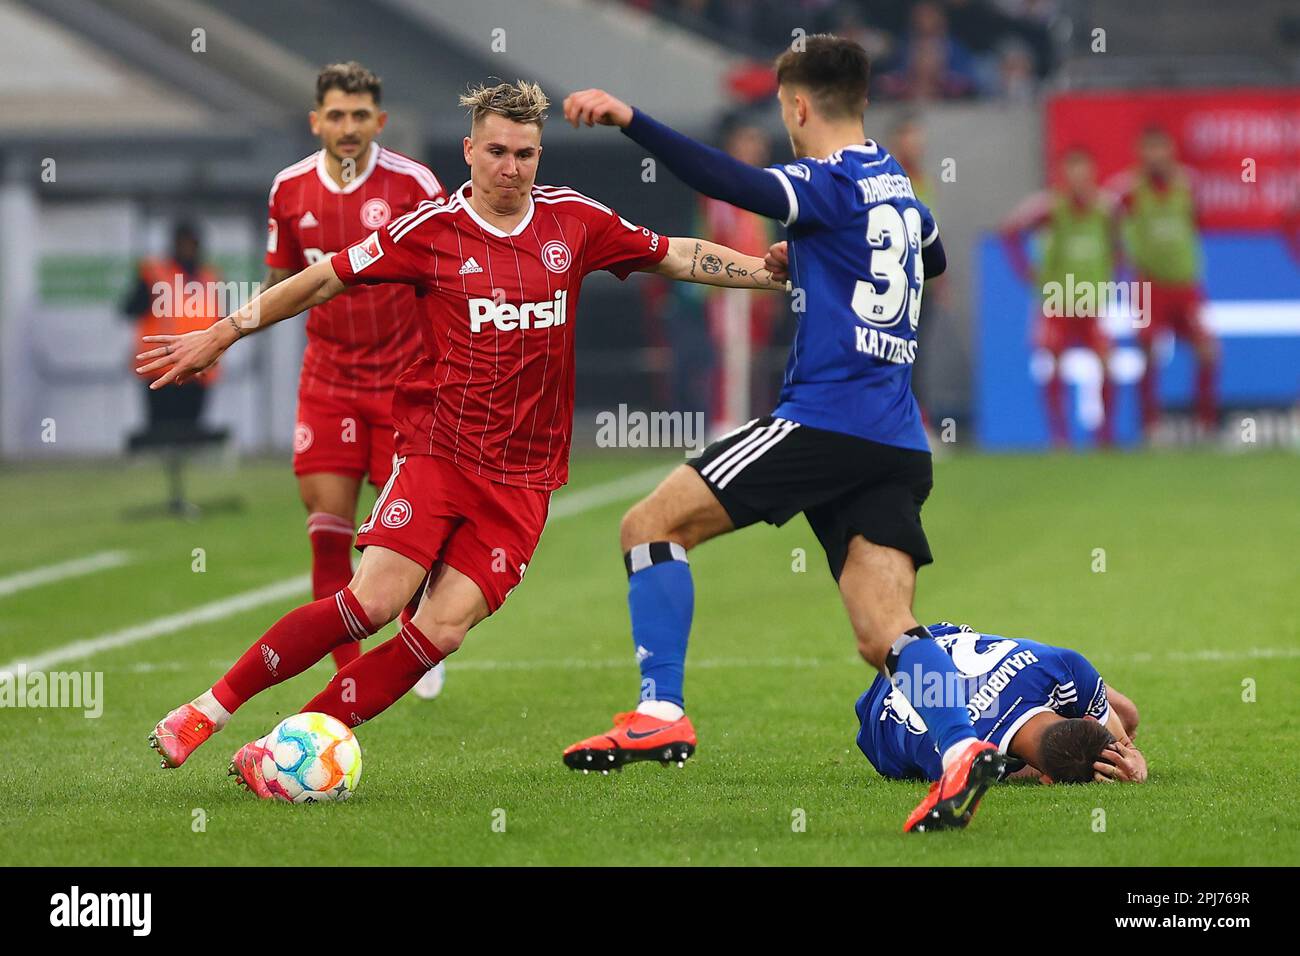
856, 624, 1146, 803
562, 36, 1006, 833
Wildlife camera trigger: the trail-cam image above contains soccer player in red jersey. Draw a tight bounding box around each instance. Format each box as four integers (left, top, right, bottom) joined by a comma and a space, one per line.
139, 81, 785, 791
266, 62, 446, 685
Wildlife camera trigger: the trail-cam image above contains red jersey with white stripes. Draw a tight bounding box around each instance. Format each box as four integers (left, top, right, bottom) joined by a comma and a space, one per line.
266, 145, 443, 397
330, 182, 668, 490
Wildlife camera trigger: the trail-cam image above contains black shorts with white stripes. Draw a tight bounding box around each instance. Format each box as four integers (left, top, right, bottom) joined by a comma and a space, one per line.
688, 416, 934, 578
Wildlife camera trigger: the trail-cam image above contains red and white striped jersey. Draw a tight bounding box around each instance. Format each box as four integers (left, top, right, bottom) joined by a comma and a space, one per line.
330, 182, 669, 490
266, 145, 443, 397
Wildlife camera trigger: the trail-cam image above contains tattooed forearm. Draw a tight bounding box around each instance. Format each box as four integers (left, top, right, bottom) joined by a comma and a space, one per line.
717, 259, 782, 289
650, 237, 787, 291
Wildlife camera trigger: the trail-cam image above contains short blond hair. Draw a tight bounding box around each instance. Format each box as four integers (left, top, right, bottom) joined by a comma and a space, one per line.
459, 80, 549, 129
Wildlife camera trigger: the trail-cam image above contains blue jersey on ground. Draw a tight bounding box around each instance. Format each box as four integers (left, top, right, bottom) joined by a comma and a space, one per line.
854, 623, 1112, 781
765, 142, 938, 452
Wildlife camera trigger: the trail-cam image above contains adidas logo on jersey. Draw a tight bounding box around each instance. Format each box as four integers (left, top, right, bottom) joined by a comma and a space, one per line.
468, 290, 568, 332
299, 211, 318, 229
459, 256, 484, 275
261, 643, 281, 676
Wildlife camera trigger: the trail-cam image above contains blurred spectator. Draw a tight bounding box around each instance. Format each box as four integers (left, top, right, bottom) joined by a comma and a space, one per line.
828, 5, 895, 64
121, 221, 221, 434
877, 2, 979, 101
629, 0, 1060, 101
994, 38, 1038, 101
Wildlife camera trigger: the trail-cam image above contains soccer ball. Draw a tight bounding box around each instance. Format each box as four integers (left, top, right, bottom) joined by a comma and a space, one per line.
261, 712, 362, 803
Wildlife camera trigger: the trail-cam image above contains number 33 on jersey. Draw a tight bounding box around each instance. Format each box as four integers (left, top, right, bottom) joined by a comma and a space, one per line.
765, 142, 937, 453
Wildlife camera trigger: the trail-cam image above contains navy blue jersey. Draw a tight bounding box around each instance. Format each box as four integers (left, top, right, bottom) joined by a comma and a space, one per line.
766, 142, 938, 452
854, 623, 1112, 781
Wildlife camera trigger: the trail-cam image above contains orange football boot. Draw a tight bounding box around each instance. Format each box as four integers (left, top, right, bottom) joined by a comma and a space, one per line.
148, 703, 218, 768
904, 739, 1007, 833
228, 736, 274, 800
564, 711, 696, 773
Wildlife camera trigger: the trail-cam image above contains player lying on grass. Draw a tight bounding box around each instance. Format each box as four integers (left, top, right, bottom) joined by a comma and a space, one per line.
137, 80, 785, 798
856, 622, 1146, 794
562, 36, 1007, 833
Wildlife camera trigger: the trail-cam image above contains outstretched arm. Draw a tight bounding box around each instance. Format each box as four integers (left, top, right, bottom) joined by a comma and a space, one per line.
764, 237, 946, 285
136, 257, 344, 388
564, 89, 790, 222
646, 237, 786, 291
999, 192, 1050, 285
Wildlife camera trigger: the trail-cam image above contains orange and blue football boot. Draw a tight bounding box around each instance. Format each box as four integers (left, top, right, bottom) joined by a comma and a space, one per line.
904, 739, 1007, 833
228, 736, 274, 800
148, 703, 218, 768
563, 711, 696, 773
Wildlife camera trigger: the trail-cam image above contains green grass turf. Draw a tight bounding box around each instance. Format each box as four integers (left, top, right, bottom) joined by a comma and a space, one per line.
0, 449, 1296, 865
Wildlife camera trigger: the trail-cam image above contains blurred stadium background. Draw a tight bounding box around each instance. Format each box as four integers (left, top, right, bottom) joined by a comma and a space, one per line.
3, 0, 1297, 471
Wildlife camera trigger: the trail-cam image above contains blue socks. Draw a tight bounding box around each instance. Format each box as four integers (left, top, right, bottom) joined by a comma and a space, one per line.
886, 625, 979, 758
625, 542, 693, 708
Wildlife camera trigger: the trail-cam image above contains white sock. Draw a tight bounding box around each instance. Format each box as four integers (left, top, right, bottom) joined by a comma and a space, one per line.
636, 699, 685, 722
940, 739, 977, 772
191, 690, 231, 730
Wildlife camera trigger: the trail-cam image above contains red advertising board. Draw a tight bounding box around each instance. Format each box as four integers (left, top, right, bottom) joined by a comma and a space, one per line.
1046, 89, 1299, 229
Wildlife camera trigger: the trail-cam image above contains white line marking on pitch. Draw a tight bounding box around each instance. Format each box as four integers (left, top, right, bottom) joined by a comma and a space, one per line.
438, 646, 1300, 673
0, 466, 669, 676
0, 550, 132, 599
0, 576, 310, 677
92, 644, 1300, 676
547, 466, 666, 519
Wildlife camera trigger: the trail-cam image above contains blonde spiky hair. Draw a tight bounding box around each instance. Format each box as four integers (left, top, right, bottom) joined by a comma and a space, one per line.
459, 80, 549, 129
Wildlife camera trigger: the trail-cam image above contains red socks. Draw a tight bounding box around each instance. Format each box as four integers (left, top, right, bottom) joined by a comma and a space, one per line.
211, 587, 376, 714
1043, 373, 1068, 446
1195, 355, 1218, 430
299, 620, 447, 727
307, 512, 361, 670
1097, 374, 1115, 447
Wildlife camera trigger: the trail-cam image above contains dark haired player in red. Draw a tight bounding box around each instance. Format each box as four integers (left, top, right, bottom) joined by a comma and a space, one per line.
140, 81, 785, 794
266, 62, 446, 689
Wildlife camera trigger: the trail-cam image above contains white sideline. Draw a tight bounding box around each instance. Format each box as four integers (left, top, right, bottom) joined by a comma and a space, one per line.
0, 465, 669, 676
0, 576, 310, 678
100, 645, 1300, 676
0, 550, 132, 599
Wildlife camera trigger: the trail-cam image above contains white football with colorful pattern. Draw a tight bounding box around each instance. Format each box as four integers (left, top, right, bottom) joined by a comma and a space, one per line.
261, 712, 362, 803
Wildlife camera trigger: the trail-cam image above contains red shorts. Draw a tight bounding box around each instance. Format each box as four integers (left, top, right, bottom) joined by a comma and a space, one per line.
293, 387, 397, 490
356, 454, 551, 614
1137, 283, 1211, 347
1036, 312, 1110, 355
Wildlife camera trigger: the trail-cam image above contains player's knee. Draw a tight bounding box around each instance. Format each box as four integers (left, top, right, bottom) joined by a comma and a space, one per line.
619, 500, 664, 551
414, 618, 469, 655
300, 490, 350, 520
346, 578, 404, 630
852, 626, 892, 672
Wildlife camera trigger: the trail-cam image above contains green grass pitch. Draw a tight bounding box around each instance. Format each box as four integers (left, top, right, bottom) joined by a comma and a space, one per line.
0, 449, 1296, 865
